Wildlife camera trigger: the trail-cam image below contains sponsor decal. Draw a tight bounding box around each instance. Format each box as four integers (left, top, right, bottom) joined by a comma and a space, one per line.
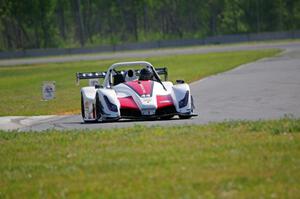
143, 98, 152, 104
141, 109, 155, 115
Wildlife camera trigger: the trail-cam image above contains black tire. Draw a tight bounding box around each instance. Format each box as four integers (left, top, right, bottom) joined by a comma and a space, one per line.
81, 93, 85, 119
191, 95, 195, 111
179, 115, 192, 119
95, 94, 102, 121
160, 115, 174, 120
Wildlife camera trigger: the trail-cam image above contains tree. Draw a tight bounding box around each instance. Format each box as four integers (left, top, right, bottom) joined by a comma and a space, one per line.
1, 0, 300, 51
219, 0, 247, 34
71, 0, 85, 47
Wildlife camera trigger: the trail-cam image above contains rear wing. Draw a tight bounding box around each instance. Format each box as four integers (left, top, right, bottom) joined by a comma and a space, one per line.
76, 67, 168, 85
76, 71, 107, 85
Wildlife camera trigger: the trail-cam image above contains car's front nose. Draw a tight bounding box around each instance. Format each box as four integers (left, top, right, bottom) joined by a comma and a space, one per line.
140, 97, 157, 116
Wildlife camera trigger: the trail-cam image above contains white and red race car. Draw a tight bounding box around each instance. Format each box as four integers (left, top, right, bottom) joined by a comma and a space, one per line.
76, 61, 196, 122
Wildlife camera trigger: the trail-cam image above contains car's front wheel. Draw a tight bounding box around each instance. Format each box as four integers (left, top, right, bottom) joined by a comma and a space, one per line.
95, 93, 103, 121
81, 93, 85, 119
160, 115, 174, 120
179, 115, 192, 119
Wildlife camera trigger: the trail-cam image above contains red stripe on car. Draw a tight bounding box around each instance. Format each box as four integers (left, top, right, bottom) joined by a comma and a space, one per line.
118, 96, 139, 109
156, 95, 173, 108
124, 80, 153, 96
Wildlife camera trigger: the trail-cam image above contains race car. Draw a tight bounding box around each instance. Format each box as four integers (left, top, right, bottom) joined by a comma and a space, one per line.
76, 61, 196, 122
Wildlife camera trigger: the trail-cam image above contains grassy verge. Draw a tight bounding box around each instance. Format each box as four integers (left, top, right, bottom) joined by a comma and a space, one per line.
0, 49, 280, 116
1, 117, 299, 198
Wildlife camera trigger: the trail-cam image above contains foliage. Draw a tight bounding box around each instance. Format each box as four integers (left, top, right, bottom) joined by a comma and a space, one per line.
0, 0, 300, 50
0, 49, 279, 116
0, 117, 300, 198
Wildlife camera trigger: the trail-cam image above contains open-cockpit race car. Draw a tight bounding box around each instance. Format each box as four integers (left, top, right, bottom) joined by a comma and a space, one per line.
76, 61, 197, 122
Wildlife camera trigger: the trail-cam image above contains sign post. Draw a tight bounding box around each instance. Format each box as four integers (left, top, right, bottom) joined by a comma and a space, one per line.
89, 79, 99, 87
42, 81, 56, 100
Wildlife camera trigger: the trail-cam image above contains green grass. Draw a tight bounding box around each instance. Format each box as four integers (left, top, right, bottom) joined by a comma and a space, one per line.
0, 117, 299, 198
0, 49, 280, 116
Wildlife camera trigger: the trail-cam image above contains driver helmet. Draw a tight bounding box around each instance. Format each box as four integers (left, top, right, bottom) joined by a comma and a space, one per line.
125, 69, 137, 82
139, 67, 153, 80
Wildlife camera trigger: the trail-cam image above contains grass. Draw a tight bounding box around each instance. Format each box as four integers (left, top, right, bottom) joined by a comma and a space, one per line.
0, 49, 280, 116
0, 117, 299, 198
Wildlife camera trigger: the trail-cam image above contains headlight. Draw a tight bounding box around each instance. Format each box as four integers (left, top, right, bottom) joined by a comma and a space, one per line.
104, 95, 118, 112
179, 91, 189, 108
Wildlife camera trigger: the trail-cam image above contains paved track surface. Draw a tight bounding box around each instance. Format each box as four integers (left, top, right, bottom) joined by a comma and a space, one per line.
0, 42, 299, 66
1, 42, 300, 131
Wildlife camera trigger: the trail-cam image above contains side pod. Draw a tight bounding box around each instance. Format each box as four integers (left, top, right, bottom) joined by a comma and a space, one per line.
81, 87, 97, 122
172, 83, 194, 118
94, 89, 121, 121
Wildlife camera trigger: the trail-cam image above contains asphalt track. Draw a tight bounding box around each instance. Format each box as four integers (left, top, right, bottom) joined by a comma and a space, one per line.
1, 42, 300, 131
0, 42, 299, 66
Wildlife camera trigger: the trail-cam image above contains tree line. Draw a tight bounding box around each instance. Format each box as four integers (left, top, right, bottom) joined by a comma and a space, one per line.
0, 0, 299, 50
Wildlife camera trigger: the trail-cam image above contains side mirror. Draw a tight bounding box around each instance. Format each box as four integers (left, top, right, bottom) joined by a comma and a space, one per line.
176, 80, 185, 84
